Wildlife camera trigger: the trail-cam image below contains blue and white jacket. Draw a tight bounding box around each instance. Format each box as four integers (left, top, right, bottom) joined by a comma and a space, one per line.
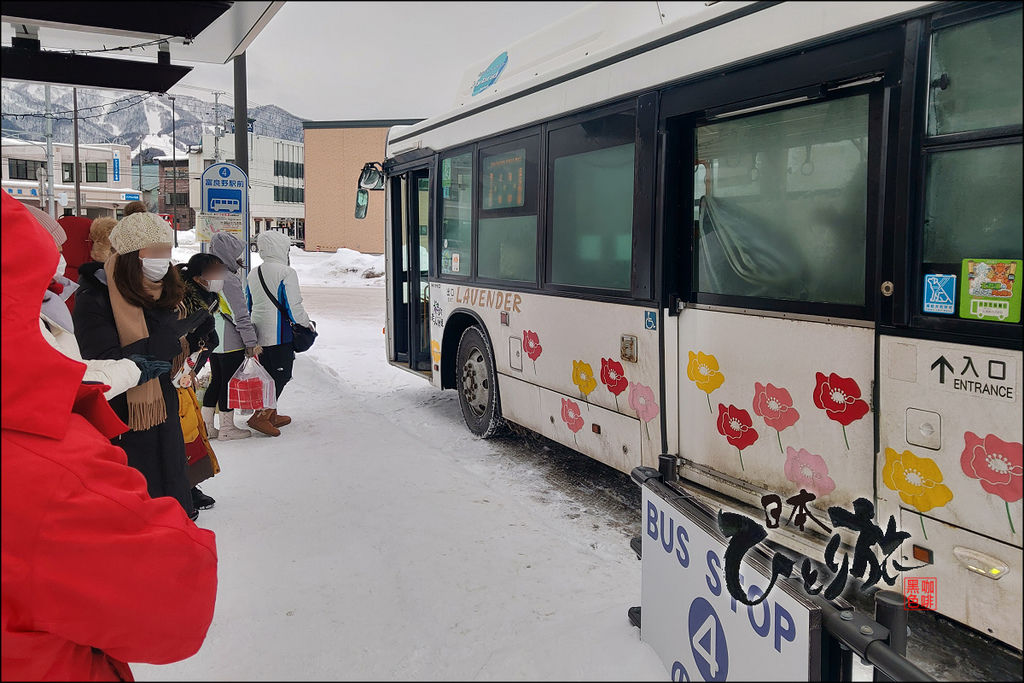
246, 230, 311, 347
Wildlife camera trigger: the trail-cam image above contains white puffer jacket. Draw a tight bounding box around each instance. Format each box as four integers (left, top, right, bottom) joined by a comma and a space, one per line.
247, 231, 311, 347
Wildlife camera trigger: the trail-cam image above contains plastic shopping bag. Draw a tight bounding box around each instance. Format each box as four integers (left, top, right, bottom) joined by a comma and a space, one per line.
227, 357, 277, 411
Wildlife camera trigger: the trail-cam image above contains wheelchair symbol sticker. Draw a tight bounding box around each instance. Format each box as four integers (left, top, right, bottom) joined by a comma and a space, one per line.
644, 311, 658, 331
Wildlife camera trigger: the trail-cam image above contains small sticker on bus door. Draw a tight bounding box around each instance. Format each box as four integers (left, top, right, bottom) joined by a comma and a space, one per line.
923, 274, 956, 315
452, 253, 460, 272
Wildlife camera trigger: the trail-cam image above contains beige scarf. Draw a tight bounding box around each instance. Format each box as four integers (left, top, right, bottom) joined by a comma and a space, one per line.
105, 253, 188, 431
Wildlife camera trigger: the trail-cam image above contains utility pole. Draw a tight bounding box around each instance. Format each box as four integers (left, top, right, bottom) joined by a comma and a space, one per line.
234, 52, 250, 271
212, 90, 226, 162
44, 85, 55, 217
170, 95, 178, 247
73, 88, 82, 217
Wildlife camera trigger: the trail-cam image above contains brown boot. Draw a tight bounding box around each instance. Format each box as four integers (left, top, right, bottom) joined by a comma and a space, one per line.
247, 409, 281, 437
269, 409, 291, 427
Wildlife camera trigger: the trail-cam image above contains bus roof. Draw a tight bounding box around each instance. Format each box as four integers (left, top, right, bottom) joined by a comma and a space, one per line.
386, 0, 938, 157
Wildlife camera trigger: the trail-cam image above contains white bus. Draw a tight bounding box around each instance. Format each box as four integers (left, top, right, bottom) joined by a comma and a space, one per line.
361, 1, 1023, 649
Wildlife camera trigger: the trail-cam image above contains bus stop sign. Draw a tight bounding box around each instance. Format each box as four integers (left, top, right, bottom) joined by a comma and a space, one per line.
640, 482, 820, 681
199, 162, 248, 243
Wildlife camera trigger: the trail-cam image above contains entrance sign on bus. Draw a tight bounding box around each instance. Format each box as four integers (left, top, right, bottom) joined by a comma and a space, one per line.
929, 350, 1017, 403
199, 162, 248, 243
641, 485, 818, 681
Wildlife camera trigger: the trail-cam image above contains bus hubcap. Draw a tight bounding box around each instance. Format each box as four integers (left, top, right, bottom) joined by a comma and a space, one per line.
461, 347, 490, 418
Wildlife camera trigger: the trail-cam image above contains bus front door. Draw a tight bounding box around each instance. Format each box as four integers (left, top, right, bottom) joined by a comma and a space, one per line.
388, 168, 432, 373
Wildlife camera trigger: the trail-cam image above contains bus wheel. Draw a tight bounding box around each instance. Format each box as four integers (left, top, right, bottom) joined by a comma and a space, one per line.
456, 326, 504, 438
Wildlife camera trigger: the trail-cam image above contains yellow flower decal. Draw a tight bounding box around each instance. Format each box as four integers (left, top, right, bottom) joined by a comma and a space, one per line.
430, 340, 441, 364
687, 351, 725, 394
882, 448, 953, 513
572, 360, 597, 398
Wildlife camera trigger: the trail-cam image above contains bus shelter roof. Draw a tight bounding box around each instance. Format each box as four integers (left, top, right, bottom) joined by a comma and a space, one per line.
1, 1, 284, 92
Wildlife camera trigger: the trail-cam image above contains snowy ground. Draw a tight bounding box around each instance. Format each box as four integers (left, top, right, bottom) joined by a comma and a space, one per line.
133, 285, 667, 681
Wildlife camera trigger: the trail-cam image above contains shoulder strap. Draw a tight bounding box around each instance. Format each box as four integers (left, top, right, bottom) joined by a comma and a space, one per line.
257, 266, 291, 321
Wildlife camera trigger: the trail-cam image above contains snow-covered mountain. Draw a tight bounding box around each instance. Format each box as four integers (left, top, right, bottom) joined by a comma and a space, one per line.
1, 82, 306, 162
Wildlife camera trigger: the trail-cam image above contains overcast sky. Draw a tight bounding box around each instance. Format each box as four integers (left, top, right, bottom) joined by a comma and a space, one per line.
171, 2, 593, 121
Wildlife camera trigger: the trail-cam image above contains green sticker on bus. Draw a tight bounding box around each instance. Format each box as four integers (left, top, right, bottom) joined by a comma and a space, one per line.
959, 258, 1022, 323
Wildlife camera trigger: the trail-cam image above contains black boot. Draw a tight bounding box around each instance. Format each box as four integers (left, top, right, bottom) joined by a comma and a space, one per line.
191, 486, 216, 510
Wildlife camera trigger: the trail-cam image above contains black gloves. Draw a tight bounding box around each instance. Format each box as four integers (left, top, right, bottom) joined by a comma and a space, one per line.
129, 354, 172, 384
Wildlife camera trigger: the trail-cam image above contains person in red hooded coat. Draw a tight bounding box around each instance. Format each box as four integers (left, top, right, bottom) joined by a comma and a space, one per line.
1, 193, 219, 681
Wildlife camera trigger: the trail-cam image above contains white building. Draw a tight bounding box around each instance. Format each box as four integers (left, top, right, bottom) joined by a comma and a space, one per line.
2, 138, 138, 218
188, 132, 305, 247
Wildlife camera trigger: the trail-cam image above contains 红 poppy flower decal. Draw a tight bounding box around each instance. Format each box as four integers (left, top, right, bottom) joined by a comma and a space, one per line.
687, 351, 725, 412
629, 382, 659, 441
561, 397, 584, 445
717, 403, 758, 471
600, 358, 629, 409
882, 447, 953, 539
784, 447, 836, 498
961, 431, 1022, 534
523, 330, 542, 372
572, 360, 597, 399
752, 382, 800, 452
813, 372, 870, 449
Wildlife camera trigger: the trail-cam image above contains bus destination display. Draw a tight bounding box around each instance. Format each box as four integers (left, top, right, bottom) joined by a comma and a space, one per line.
482, 148, 525, 210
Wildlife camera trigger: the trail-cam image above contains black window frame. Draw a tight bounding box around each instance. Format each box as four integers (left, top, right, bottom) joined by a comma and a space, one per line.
61, 162, 81, 183
85, 162, 107, 183
435, 144, 476, 280
543, 101, 645, 299
907, 2, 1023, 345
8, 158, 46, 180
474, 127, 542, 288
427, 96, 656, 306
683, 87, 883, 321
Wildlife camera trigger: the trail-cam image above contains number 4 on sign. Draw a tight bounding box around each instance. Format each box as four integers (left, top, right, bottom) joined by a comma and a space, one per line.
692, 615, 718, 676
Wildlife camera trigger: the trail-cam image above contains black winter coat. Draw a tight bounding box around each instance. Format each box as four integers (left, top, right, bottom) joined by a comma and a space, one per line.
72, 262, 195, 515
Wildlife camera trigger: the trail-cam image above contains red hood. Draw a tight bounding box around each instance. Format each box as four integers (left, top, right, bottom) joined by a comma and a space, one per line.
1, 193, 86, 438
56, 215, 94, 280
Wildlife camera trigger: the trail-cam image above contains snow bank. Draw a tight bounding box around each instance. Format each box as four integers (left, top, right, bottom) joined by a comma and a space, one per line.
289, 247, 385, 288
171, 237, 385, 289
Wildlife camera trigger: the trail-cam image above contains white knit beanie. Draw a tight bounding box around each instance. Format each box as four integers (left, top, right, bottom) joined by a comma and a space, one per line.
109, 212, 173, 254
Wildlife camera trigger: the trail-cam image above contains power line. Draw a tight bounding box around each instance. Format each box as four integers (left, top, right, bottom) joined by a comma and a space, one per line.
5, 92, 155, 121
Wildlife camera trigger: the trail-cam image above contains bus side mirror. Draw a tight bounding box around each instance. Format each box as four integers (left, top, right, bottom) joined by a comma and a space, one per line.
358, 163, 385, 190
355, 188, 369, 220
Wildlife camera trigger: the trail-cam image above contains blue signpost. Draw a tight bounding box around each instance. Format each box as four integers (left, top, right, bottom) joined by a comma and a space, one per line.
200, 162, 250, 268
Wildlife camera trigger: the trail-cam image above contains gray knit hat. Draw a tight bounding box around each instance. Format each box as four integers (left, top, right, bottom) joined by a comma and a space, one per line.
109, 212, 173, 254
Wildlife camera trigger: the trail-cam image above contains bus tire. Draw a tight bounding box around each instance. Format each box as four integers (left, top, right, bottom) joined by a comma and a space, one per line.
456, 325, 504, 438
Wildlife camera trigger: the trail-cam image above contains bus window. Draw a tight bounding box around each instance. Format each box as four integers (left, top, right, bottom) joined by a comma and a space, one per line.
694, 95, 869, 307
919, 8, 1022, 323
927, 10, 1022, 136
549, 111, 636, 291
440, 152, 473, 277
478, 136, 539, 283
923, 145, 1022, 264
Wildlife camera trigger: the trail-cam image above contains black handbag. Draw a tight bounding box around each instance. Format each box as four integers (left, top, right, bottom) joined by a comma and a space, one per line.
257, 266, 318, 353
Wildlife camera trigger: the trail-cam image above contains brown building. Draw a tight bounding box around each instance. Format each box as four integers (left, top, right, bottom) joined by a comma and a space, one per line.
302, 119, 420, 254
156, 155, 194, 231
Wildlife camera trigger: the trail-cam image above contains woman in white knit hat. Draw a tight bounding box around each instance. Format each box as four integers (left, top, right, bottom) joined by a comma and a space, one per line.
73, 212, 207, 520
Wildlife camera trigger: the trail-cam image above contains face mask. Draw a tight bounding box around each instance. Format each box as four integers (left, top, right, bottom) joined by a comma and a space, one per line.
141, 257, 171, 282
55, 254, 67, 278
203, 278, 225, 293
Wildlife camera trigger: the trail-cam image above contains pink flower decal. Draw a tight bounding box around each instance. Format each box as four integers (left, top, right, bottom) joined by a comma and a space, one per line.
752, 382, 799, 452
561, 398, 584, 434
961, 431, 1022, 535
629, 382, 659, 442
784, 447, 836, 498
629, 382, 659, 422
716, 403, 758, 471
812, 372, 870, 449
